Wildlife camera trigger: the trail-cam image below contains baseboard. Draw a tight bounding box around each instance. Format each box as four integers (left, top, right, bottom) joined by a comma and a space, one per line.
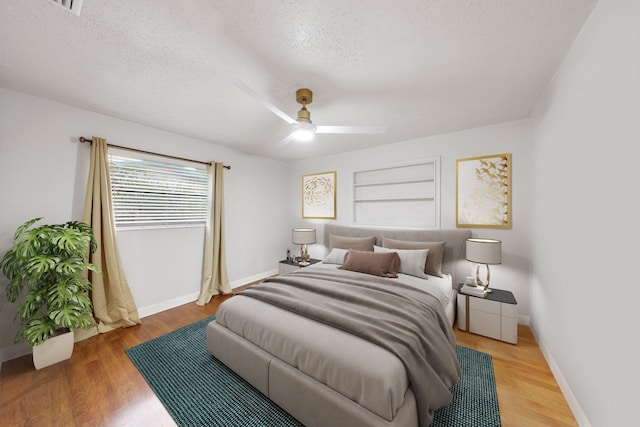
1, 269, 279, 363
230, 269, 277, 289
136, 269, 277, 318
518, 314, 531, 325
137, 291, 201, 319
529, 320, 591, 427
0, 341, 32, 365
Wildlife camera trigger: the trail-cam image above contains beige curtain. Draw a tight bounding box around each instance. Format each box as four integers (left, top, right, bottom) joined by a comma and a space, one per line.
80, 137, 141, 337
197, 162, 231, 305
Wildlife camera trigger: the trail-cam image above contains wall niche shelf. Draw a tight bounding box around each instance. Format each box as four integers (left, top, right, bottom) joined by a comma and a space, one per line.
352, 159, 440, 228
354, 197, 435, 203
353, 178, 434, 188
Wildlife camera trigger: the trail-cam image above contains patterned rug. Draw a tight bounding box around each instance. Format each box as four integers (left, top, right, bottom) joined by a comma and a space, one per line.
126, 316, 500, 426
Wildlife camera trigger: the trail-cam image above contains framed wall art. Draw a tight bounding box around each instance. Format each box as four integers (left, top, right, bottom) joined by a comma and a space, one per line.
456, 153, 511, 228
302, 171, 336, 219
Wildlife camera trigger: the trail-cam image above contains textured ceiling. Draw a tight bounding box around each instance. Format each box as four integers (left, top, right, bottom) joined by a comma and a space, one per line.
0, 0, 597, 161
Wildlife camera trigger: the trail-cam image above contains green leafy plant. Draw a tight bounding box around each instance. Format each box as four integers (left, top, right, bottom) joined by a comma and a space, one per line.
0, 218, 99, 346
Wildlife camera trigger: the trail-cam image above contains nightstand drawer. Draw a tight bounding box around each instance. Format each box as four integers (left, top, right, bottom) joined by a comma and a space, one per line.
502, 316, 518, 344
279, 263, 301, 275
469, 297, 501, 315
279, 259, 321, 275
501, 303, 517, 318
469, 311, 501, 341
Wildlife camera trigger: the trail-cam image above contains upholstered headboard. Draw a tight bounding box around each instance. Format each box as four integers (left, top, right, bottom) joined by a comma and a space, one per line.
323, 224, 471, 287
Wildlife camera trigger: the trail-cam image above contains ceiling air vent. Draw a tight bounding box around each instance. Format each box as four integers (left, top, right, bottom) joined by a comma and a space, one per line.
51, 0, 83, 16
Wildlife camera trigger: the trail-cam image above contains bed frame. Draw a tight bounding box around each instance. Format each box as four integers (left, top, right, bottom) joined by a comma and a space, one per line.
207, 226, 471, 427
322, 225, 471, 290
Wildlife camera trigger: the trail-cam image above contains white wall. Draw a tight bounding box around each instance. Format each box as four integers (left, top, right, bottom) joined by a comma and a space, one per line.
530, 0, 639, 425
289, 119, 535, 322
3, 4, 634, 423
0, 88, 290, 362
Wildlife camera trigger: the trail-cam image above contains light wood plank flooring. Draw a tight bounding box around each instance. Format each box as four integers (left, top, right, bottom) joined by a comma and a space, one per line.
0, 290, 576, 426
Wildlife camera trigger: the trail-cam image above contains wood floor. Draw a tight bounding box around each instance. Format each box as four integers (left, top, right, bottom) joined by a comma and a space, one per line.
0, 290, 577, 427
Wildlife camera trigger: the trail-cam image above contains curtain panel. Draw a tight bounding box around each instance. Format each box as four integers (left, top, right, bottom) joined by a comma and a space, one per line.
79, 137, 141, 339
197, 162, 231, 305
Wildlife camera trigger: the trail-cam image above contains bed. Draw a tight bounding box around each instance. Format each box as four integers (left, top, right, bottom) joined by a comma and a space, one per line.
207, 225, 471, 427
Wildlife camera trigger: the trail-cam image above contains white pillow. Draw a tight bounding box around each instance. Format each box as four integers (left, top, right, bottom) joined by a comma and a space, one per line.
323, 248, 348, 265
374, 245, 430, 279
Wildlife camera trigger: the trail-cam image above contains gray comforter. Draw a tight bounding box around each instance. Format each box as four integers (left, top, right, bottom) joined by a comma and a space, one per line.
240, 268, 461, 427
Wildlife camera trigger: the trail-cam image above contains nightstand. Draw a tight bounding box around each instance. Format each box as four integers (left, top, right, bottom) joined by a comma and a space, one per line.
457, 284, 518, 344
278, 258, 321, 275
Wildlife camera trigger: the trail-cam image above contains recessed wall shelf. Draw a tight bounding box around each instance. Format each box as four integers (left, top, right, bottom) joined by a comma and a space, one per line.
354, 197, 435, 203
352, 159, 440, 228
353, 178, 434, 188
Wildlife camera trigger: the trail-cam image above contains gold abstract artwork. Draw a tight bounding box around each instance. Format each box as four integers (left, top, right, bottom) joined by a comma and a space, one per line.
456, 153, 511, 228
302, 171, 336, 219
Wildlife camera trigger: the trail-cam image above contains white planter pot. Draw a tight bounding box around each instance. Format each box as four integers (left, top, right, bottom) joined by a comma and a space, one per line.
32, 330, 74, 370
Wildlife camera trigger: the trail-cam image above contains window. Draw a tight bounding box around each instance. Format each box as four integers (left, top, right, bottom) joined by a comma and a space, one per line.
108, 150, 209, 228
353, 158, 440, 228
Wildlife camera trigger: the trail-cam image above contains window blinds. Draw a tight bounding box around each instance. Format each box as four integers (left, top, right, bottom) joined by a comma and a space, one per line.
108, 154, 208, 228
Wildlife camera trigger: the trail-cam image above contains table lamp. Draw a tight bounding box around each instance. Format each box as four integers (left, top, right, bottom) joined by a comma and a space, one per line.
465, 238, 502, 291
292, 228, 316, 266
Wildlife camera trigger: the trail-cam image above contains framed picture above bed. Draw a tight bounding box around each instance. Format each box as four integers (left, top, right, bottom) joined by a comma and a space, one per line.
302, 171, 336, 219
456, 153, 511, 229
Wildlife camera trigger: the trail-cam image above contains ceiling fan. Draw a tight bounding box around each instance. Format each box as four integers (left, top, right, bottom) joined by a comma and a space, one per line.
233, 80, 388, 146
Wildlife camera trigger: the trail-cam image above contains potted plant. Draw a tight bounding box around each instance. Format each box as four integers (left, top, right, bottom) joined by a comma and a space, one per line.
0, 217, 99, 369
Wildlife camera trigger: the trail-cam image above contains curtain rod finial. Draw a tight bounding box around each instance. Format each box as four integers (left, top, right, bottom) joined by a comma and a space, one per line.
79, 136, 91, 143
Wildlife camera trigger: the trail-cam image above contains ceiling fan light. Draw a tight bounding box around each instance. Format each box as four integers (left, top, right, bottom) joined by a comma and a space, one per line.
291, 126, 315, 142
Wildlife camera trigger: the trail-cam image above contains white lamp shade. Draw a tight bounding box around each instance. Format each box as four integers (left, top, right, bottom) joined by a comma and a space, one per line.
292, 228, 316, 245
466, 238, 501, 264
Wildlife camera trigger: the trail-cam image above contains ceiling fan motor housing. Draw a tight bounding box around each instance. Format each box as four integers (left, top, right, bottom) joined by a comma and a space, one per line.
296, 88, 313, 105
296, 88, 313, 124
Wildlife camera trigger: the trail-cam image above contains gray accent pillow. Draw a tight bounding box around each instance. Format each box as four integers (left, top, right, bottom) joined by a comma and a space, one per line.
338, 249, 400, 278
374, 246, 430, 279
382, 237, 446, 277
323, 248, 348, 265
329, 235, 376, 252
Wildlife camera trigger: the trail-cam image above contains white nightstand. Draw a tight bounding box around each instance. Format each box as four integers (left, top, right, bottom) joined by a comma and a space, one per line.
457, 285, 518, 344
278, 258, 321, 275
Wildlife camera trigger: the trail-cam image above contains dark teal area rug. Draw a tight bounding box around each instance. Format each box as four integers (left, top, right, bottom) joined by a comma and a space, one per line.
126, 316, 500, 426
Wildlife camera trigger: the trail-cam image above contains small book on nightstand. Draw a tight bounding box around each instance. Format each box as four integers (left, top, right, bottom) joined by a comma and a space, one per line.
460, 284, 489, 297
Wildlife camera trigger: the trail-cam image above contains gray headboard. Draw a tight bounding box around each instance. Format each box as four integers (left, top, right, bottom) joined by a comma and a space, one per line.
323, 224, 471, 287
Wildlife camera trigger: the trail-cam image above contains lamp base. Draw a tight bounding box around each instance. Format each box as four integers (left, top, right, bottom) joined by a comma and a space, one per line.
299, 244, 311, 265
475, 263, 493, 292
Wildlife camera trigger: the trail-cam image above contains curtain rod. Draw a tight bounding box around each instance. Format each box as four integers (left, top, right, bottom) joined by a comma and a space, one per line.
79, 137, 230, 170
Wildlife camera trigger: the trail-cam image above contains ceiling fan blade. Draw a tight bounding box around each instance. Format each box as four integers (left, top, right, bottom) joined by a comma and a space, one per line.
315, 125, 388, 134
275, 133, 297, 147
232, 79, 296, 125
